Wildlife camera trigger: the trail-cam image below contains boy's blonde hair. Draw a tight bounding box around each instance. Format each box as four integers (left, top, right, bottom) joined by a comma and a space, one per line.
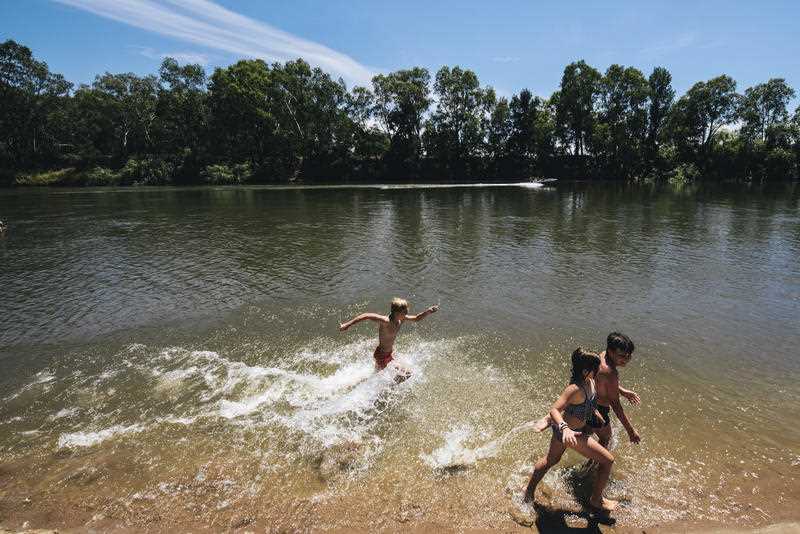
390, 298, 409, 319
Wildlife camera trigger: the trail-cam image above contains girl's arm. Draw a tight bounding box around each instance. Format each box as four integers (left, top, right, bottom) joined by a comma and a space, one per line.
406, 305, 439, 322
549, 384, 580, 445
339, 313, 386, 331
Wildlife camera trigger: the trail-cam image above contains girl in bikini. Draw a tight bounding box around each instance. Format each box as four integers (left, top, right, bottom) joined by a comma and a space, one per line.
523, 348, 618, 512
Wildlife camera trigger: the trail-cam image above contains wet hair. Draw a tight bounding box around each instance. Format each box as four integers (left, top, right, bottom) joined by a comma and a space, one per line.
606, 332, 634, 355
570, 348, 601, 385
389, 298, 409, 321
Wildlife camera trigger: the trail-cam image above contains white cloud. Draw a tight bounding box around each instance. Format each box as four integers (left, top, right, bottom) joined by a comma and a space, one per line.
492, 56, 521, 64
640, 33, 697, 59
133, 45, 210, 65
54, 0, 374, 86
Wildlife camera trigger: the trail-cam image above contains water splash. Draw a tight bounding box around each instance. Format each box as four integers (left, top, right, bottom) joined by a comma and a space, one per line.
422, 420, 537, 470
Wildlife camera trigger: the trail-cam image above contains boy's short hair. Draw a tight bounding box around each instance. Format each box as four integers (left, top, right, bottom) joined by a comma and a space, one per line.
390, 298, 409, 317
607, 332, 634, 355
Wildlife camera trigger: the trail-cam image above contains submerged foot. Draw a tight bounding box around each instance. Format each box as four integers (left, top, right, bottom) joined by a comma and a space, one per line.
589, 496, 618, 512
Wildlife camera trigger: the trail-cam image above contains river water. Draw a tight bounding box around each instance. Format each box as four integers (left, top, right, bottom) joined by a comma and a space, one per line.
1, 182, 799, 531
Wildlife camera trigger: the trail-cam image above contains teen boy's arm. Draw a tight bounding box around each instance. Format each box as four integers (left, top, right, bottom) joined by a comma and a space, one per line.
405, 305, 439, 322
618, 385, 641, 405
609, 379, 641, 444
339, 313, 387, 331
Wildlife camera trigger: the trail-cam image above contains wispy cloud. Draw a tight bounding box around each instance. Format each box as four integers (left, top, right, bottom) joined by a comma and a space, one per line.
641, 33, 696, 59
54, 0, 374, 86
132, 45, 210, 65
491, 56, 521, 64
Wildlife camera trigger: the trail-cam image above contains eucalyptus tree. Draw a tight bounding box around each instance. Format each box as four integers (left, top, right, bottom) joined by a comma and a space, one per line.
507, 89, 555, 176
371, 68, 431, 177
0, 39, 72, 167
594, 64, 649, 178
666, 75, 739, 169
156, 58, 207, 157
423, 66, 496, 179
739, 78, 796, 143
646, 67, 675, 162
552, 60, 602, 156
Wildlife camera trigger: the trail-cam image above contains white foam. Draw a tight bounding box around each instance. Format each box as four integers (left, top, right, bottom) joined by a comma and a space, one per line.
49, 407, 79, 420
57, 424, 145, 449
422, 421, 537, 470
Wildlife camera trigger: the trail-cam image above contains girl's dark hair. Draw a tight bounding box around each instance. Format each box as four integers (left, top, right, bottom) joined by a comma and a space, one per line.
570, 348, 601, 384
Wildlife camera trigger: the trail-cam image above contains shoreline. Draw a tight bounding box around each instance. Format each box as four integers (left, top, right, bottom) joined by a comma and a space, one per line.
1, 520, 799, 533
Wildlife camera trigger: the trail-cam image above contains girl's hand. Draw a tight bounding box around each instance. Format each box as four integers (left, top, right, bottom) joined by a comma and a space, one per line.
338, 323, 349, 331
562, 427, 578, 446
621, 389, 641, 406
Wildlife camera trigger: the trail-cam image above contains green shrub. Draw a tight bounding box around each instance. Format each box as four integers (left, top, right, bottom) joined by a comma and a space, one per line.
118, 157, 176, 185
668, 163, 700, 184
201, 162, 253, 184
15, 168, 77, 186
764, 148, 796, 180
82, 166, 120, 186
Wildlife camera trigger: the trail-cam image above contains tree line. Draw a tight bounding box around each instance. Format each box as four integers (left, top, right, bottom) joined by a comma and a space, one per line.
1, 39, 798, 186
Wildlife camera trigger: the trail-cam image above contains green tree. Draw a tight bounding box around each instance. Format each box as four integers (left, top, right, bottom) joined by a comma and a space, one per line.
553, 60, 601, 156
739, 78, 796, 143
371, 68, 431, 178
666, 75, 739, 170
646, 67, 675, 163
486, 97, 512, 178
156, 58, 207, 156
423, 66, 495, 179
0, 39, 72, 168
91, 72, 159, 158
507, 89, 555, 177
594, 64, 649, 177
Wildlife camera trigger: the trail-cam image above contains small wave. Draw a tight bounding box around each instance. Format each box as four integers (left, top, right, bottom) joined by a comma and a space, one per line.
422, 421, 537, 470
57, 424, 145, 449
49, 407, 79, 420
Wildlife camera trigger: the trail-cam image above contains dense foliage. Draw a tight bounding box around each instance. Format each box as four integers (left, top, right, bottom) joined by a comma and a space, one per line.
2, 39, 798, 185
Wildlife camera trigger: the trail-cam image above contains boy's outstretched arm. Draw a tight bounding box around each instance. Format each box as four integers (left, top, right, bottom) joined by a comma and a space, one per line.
406, 305, 439, 322
618, 385, 641, 405
609, 392, 641, 444
339, 313, 387, 331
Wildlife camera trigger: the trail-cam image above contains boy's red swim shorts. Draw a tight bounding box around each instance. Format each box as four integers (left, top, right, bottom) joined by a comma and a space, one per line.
373, 347, 393, 370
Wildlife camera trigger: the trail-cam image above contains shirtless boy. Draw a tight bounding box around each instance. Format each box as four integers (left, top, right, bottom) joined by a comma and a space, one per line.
591, 332, 641, 447
534, 332, 641, 447
339, 298, 439, 376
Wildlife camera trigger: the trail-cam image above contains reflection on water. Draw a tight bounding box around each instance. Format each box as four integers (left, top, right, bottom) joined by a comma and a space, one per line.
0, 182, 799, 531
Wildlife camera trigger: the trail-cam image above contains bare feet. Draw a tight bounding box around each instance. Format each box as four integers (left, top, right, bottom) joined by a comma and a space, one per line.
532, 416, 550, 432
589, 496, 618, 512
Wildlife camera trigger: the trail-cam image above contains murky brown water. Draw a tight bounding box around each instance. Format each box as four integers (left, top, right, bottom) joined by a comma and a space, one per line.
1, 182, 799, 532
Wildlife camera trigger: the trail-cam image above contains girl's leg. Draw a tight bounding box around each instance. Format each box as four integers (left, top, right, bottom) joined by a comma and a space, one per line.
568, 435, 617, 511
523, 434, 565, 503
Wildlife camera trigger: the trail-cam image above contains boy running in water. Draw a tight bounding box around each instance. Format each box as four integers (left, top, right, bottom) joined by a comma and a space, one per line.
534, 332, 641, 447
339, 298, 439, 377
591, 332, 641, 446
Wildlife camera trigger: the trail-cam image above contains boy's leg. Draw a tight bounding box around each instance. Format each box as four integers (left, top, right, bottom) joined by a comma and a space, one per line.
524, 434, 565, 503
594, 424, 612, 449
568, 436, 617, 511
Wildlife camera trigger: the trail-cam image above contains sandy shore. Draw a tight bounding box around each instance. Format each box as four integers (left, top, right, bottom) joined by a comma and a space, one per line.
2, 520, 799, 533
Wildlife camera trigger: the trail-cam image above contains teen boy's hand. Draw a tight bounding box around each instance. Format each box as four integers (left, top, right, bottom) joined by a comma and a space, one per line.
428, 305, 439, 313
338, 322, 350, 331
627, 429, 641, 444
621, 389, 641, 406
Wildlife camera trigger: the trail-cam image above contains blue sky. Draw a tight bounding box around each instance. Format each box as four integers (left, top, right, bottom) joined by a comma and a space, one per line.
2, 0, 799, 105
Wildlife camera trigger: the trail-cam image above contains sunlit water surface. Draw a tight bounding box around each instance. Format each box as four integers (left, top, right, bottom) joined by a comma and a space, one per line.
1, 182, 799, 531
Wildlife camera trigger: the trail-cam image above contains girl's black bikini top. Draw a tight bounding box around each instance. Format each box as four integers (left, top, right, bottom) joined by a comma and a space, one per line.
563, 380, 597, 423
